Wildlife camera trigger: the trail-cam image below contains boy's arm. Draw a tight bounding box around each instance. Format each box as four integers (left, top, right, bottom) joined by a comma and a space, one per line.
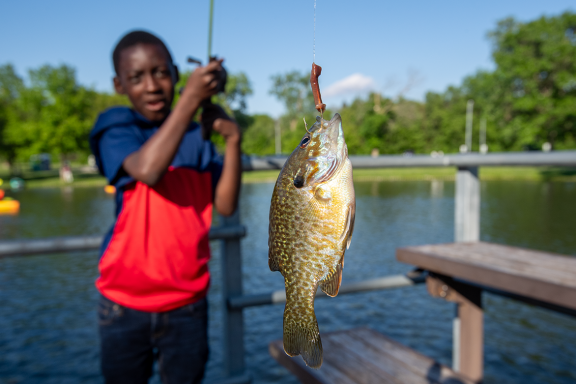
122, 60, 222, 186
203, 105, 242, 217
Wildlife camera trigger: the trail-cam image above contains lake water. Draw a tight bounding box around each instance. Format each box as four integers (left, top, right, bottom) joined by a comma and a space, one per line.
0, 179, 575, 383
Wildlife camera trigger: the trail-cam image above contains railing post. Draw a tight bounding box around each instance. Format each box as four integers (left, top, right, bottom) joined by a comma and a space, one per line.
453, 166, 482, 380
455, 166, 480, 242
220, 210, 250, 384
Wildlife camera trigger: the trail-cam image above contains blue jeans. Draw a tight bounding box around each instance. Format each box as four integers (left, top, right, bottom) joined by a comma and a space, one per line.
98, 295, 208, 384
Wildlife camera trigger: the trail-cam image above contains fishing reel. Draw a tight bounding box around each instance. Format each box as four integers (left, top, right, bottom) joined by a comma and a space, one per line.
186, 56, 228, 95
185, 56, 228, 140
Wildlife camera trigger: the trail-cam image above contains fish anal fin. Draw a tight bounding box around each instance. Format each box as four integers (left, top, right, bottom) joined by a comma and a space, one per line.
320, 262, 343, 297
269, 250, 280, 272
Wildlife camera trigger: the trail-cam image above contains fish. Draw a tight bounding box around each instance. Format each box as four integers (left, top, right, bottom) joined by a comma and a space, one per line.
268, 113, 355, 368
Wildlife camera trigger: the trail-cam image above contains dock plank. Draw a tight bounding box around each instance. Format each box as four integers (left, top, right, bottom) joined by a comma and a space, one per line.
269, 328, 477, 384
397, 242, 576, 310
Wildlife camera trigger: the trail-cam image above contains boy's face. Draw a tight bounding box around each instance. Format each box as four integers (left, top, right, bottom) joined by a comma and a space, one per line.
114, 43, 177, 122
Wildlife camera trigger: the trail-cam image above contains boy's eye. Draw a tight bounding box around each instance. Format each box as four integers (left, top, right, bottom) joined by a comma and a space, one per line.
154, 69, 170, 79
128, 74, 142, 84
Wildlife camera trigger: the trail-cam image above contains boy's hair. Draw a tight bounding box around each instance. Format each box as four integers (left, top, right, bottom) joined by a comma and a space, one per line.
112, 30, 174, 75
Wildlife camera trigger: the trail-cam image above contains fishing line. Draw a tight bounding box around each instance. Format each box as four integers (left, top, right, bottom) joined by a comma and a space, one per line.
313, 0, 316, 63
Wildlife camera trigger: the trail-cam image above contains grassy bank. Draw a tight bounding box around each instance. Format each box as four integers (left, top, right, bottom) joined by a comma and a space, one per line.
25, 175, 109, 188
243, 167, 576, 183
0, 167, 108, 189
1, 166, 575, 190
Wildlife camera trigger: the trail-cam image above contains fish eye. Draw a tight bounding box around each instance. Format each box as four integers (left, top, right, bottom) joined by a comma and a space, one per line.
299, 136, 311, 148
293, 175, 305, 188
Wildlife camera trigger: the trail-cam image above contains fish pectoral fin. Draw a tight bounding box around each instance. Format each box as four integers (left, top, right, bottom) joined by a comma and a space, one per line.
339, 203, 356, 250
320, 261, 343, 297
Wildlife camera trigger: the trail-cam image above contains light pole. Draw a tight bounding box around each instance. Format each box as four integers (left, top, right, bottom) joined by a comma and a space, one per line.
275, 119, 281, 155
479, 117, 488, 154
462, 100, 474, 153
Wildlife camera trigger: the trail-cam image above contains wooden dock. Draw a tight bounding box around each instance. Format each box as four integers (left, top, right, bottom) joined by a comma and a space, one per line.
397, 241, 576, 381
270, 242, 576, 383
269, 327, 476, 384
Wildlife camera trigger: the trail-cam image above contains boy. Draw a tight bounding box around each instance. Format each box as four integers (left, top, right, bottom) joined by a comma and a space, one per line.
89, 30, 241, 384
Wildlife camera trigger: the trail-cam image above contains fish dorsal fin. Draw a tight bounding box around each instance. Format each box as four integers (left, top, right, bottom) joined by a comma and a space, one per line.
320, 261, 342, 297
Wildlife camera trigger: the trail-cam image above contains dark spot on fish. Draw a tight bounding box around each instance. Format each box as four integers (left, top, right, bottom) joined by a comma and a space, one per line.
294, 175, 305, 188
299, 136, 311, 148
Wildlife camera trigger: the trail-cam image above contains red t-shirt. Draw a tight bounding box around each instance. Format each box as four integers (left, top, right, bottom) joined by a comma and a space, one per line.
89, 107, 223, 312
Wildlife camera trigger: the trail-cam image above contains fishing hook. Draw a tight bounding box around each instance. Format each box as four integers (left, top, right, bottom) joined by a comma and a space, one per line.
304, 118, 312, 134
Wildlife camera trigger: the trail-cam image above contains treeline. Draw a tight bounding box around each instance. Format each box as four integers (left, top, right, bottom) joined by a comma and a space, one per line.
1, 11, 576, 171
0, 64, 130, 168
247, 11, 576, 156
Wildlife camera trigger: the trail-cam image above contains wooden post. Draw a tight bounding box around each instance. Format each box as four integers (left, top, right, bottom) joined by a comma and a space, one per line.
220, 210, 250, 383
427, 275, 483, 382
458, 286, 483, 380
453, 166, 482, 380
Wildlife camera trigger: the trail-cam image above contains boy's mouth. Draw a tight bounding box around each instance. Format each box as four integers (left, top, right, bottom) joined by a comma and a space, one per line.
145, 100, 166, 112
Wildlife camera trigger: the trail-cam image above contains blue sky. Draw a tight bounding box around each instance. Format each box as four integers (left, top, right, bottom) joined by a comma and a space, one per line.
1, 1, 575, 117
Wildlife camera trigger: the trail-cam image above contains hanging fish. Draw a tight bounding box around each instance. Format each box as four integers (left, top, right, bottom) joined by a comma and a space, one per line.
268, 105, 356, 368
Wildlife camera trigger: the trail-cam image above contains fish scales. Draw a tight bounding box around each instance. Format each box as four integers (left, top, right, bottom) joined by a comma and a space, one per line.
269, 113, 355, 369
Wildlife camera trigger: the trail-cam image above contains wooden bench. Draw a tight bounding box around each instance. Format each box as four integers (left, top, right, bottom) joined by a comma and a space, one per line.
397, 242, 576, 311
269, 327, 477, 384
397, 241, 576, 382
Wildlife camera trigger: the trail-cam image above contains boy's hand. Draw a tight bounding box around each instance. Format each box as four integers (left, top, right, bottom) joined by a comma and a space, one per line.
201, 104, 241, 143
181, 59, 224, 108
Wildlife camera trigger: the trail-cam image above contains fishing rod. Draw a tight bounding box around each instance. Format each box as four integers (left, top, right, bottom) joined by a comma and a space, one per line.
207, 0, 214, 60
185, 0, 227, 139
186, 0, 227, 92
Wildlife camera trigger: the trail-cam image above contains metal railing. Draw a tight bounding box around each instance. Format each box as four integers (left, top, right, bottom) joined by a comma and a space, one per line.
243, 150, 576, 170
0, 225, 246, 258
2, 150, 576, 384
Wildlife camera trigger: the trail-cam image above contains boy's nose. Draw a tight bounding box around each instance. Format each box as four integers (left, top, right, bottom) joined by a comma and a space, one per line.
143, 73, 161, 92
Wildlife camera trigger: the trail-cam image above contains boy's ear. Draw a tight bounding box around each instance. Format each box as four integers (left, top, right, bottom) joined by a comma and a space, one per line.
172, 65, 180, 85
113, 76, 126, 95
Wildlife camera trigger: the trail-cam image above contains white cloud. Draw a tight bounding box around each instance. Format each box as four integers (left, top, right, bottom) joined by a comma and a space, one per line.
322, 73, 376, 98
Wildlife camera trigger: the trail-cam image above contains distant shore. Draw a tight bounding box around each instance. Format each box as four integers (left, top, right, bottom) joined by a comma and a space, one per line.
1, 166, 575, 189
242, 166, 576, 183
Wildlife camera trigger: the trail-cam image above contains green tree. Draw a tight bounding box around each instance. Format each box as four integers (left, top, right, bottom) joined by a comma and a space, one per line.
241, 114, 276, 155
25, 65, 97, 159
0, 64, 25, 168
269, 71, 315, 117
2, 64, 119, 164
268, 70, 325, 154
486, 12, 576, 150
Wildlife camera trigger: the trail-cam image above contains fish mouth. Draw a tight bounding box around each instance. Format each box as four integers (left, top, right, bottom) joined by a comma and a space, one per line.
304, 113, 347, 186
328, 113, 342, 126
321, 113, 343, 147
324, 113, 345, 159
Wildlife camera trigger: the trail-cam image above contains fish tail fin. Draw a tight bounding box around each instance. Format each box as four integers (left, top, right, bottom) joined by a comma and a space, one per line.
283, 304, 323, 369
